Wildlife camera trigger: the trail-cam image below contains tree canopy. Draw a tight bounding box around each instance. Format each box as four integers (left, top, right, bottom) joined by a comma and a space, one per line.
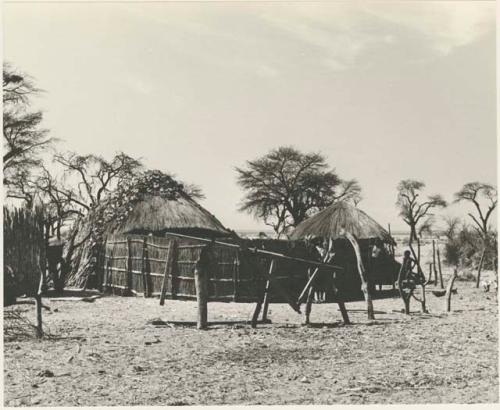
236, 146, 361, 237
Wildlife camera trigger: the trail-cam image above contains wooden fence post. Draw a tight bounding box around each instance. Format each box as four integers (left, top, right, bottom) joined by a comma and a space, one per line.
194, 247, 209, 330
476, 248, 486, 288
126, 238, 132, 295
142, 237, 149, 298
428, 263, 433, 285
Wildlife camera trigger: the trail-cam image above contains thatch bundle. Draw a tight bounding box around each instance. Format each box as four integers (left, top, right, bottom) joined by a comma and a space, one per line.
291, 201, 394, 244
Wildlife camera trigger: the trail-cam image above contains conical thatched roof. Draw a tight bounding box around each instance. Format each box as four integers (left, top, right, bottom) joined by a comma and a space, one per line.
109, 193, 230, 237
291, 201, 394, 244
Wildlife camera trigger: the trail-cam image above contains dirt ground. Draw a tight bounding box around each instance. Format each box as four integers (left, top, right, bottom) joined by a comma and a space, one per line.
3, 265, 498, 406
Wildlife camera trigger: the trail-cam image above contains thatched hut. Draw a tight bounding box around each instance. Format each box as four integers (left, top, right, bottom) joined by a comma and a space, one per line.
107, 193, 230, 238
291, 201, 399, 300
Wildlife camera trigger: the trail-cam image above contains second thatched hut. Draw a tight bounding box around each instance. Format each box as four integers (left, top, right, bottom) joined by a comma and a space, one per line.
291, 201, 399, 300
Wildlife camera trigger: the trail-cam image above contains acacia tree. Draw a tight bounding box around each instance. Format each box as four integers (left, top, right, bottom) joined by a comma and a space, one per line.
3, 63, 54, 201
236, 146, 362, 237
396, 179, 447, 242
454, 182, 497, 238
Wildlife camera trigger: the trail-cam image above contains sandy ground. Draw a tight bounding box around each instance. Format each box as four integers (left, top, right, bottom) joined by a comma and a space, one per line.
3, 266, 498, 406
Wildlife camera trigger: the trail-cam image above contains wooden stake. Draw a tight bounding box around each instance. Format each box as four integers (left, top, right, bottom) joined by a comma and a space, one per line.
159, 239, 176, 306
261, 259, 276, 323
397, 254, 411, 314
437, 248, 444, 289
35, 267, 44, 339
343, 232, 375, 320
432, 240, 438, 284
194, 247, 209, 330
476, 248, 486, 288
141, 237, 149, 298
445, 268, 458, 312
428, 263, 433, 285
126, 237, 132, 294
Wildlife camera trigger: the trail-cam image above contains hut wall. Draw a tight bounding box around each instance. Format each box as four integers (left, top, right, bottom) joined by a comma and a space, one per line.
100, 235, 313, 303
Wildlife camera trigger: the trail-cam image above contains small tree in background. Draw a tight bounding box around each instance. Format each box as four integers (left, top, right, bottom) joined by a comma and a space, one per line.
454, 182, 498, 277
396, 179, 447, 242
454, 182, 497, 238
236, 146, 362, 237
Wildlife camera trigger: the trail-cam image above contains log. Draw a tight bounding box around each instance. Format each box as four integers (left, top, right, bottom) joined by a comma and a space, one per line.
445, 269, 458, 312
437, 248, 444, 289
476, 248, 486, 289
343, 232, 375, 320
194, 247, 209, 330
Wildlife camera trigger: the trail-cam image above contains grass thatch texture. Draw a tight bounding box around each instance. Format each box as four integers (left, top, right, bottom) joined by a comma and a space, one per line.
110, 194, 229, 237
291, 201, 394, 244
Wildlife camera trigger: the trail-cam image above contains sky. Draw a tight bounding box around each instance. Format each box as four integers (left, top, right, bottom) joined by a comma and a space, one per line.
3, 1, 497, 232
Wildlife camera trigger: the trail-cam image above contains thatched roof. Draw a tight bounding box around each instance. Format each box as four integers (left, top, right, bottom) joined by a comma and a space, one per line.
109, 193, 230, 237
290, 201, 395, 244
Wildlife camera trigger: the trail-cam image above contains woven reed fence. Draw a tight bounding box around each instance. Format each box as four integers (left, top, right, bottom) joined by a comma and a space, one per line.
100, 235, 312, 303
3, 207, 46, 300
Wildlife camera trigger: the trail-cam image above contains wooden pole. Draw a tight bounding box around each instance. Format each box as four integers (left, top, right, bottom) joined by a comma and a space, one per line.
476, 248, 486, 288
304, 279, 315, 325
432, 240, 438, 284
141, 237, 149, 298
428, 263, 433, 285
445, 268, 458, 312
437, 248, 444, 289
261, 259, 276, 323
397, 253, 410, 314
194, 247, 209, 330
35, 262, 44, 339
126, 237, 132, 294
343, 232, 375, 320
160, 239, 176, 306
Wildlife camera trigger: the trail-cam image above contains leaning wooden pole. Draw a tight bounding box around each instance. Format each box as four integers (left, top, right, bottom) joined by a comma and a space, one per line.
432, 240, 438, 284
437, 247, 444, 289
445, 268, 458, 312
35, 258, 45, 339
261, 259, 276, 323
343, 232, 375, 320
476, 248, 486, 288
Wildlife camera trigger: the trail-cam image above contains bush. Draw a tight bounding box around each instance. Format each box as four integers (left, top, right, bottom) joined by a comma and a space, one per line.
444, 224, 497, 271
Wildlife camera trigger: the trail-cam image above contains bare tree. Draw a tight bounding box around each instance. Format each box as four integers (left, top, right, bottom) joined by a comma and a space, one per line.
53, 151, 143, 210
454, 182, 497, 238
396, 179, 447, 242
236, 146, 361, 237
